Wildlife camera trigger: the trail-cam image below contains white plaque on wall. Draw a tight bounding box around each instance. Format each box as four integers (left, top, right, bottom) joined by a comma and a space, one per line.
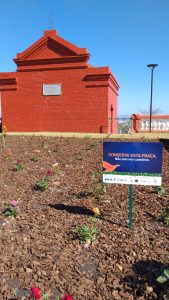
43, 84, 61, 96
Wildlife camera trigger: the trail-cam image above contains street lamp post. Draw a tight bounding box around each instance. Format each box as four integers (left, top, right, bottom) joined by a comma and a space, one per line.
147, 64, 158, 132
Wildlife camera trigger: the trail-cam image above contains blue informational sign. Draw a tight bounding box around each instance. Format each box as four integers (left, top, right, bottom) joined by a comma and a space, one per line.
103, 142, 163, 186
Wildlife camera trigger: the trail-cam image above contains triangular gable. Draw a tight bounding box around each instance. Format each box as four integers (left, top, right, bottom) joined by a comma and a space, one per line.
14, 30, 90, 71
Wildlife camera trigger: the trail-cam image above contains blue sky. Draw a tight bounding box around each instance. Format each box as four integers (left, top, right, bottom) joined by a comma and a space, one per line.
0, 0, 169, 116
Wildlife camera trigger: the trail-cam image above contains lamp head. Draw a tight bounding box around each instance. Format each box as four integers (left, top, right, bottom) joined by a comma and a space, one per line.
147, 64, 158, 69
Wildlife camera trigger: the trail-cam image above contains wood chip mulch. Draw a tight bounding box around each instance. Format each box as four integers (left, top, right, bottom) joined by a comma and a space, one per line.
0, 136, 168, 300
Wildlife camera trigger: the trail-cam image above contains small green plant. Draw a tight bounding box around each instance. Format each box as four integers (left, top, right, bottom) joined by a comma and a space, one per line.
91, 215, 100, 225
90, 141, 99, 148
155, 186, 166, 196
160, 207, 169, 226
41, 141, 47, 148
27, 287, 50, 300
91, 207, 101, 224
74, 224, 99, 243
84, 135, 91, 139
85, 141, 100, 150
51, 162, 63, 175
30, 155, 40, 162
21, 286, 73, 300
157, 269, 169, 283
13, 160, 26, 171
1, 125, 7, 147
31, 156, 39, 162
3, 200, 19, 218
91, 170, 107, 200
3, 206, 18, 217
31, 150, 41, 162
34, 177, 49, 191
75, 155, 82, 160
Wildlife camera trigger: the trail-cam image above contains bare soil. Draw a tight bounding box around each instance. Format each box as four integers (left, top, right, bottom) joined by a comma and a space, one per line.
0, 136, 168, 300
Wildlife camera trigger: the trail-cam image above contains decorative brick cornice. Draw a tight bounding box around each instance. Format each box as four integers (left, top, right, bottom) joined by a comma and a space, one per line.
0, 77, 17, 91
84, 67, 119, 93
14, 54, 90, 68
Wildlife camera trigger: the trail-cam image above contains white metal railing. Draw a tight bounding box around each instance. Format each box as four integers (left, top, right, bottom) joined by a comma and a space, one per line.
140, 119, 169, 131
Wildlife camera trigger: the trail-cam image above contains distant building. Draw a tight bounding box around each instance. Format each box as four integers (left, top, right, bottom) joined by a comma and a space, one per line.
0, 30, 119, 133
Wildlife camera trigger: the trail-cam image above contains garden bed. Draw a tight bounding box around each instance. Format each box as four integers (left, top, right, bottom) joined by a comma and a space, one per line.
0, 136, 168, 299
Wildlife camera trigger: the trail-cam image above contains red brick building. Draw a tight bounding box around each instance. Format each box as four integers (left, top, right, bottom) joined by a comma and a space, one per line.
0, 30, 119, 133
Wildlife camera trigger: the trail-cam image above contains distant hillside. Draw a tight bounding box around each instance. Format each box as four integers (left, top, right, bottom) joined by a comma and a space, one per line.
118, 114, 131, 119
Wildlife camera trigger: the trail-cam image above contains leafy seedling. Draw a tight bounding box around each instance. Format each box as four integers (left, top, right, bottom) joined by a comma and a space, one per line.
155, 186, 166, 196
91, 170, 107, 200
13, 162, 26, 171
75, 155, 82, 160
157, 269, 169, 283
74, 224, 99, 243
160, 207, 169, 227
3, 205, 18, 218
34, 177, 49, 191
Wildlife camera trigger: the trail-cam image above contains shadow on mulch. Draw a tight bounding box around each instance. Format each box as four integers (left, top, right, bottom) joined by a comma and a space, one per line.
48, 203, 128, 228
75, 191, 92, 199
48, 203, 94, 216
124, 259, 169, 299
144, 211, 158, 222
160, 138, 169, 152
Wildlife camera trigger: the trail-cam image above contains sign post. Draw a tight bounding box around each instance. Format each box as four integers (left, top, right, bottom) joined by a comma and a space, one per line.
129, 184, 133, 229
103, 142, 163, 229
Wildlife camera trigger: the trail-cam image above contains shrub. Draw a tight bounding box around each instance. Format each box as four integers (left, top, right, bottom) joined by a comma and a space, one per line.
13, 161, 26, 171
91, 170, 107, 200
74, 224, 99, 243
155, 186, 166, 196
3, 201, 19, 218
160, 207, 169, 227
34, 177, 49, 191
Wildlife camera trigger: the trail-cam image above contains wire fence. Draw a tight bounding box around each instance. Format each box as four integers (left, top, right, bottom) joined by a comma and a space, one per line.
116, 117, 133, 134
